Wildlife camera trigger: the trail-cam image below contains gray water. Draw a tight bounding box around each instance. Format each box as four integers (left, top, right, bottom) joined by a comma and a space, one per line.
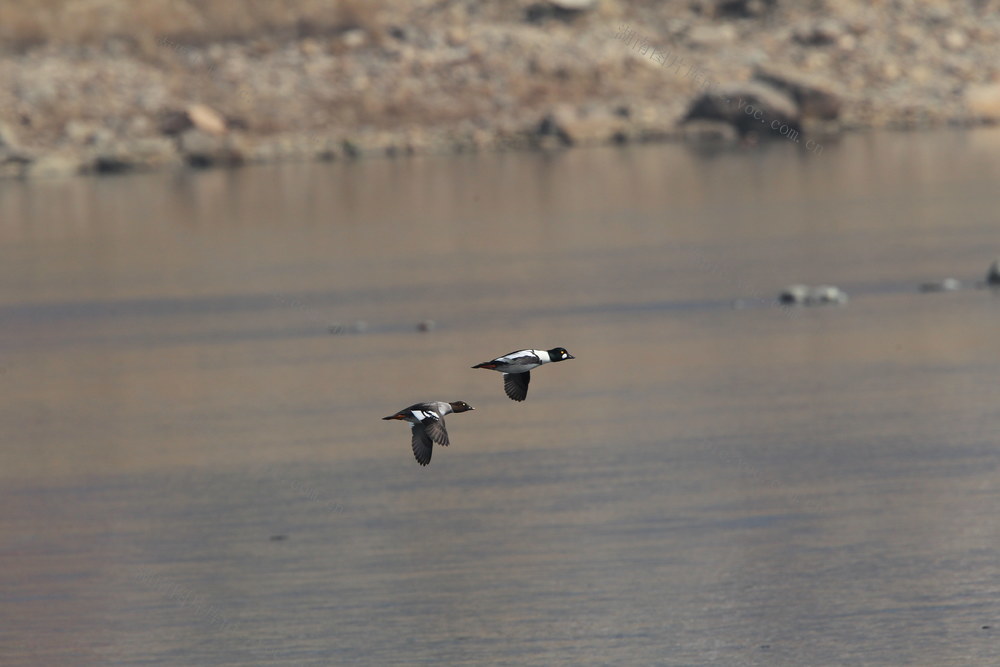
2, 129, 1000, 665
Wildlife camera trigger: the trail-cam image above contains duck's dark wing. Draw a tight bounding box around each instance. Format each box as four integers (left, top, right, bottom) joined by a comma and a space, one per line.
503, 372, 530, 402
424, 418, 449, 447
410, 423, 434, 466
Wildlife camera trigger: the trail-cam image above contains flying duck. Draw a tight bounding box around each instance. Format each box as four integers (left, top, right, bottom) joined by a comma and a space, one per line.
471, 348, 575, 401
382, 401, 475, 466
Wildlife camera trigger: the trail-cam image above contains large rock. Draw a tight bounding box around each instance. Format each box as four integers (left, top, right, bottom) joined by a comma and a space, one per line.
792, 19, 846, 46
160, 104, 229, 137
0, 121, 31, 171
0, 121, 22, 153
525, 0, 596, 23
696, 0, 776, 18
26, 153, 83, 179
89, 137, 181, 174
178, 129, 244, 167
966, 84, 1000, 122
186, 104, 227, 135
682, 81, 801, 140
536, 106, 628, 147
753, 66, 842, 121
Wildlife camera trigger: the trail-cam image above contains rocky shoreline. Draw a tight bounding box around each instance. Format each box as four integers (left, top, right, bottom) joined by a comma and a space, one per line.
1, 0, 999, 179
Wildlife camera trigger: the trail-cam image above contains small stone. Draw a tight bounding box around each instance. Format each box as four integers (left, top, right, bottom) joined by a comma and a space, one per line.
64, 120, 107, 145
882, 62, 902, 82
341, 29, 367, 50
793, 19, 844, 46
836, 33, 857, 52
942, 29, 968, 51
687, 24, 738, 49
417, 320, 436, 332
446, 27, 468, 47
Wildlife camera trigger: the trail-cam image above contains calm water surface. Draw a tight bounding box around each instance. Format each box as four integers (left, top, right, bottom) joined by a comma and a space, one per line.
2, 130, 1000, 665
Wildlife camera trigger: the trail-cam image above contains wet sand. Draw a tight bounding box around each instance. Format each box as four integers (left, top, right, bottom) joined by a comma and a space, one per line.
2, 129, 1000, 664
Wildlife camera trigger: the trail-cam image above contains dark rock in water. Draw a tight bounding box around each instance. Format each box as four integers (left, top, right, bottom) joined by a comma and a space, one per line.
269, 534, 288, 541
779, 284, 810, 305
779, 284, 847, 306
753, 66, 842, 121
919, 278, 961, 293
328, 320, 368, 335
416, 320, 435, 332
809, 285, 848, 305
683, 81, 800, 140
987, 259, 1000, 286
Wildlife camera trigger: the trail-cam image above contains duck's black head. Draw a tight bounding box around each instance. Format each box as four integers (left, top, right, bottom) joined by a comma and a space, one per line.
449, 401, 475, 413
547, 347, 575, 362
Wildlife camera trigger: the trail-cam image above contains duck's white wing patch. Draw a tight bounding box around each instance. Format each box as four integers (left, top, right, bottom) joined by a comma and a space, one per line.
496, 350, 544, 368
410, 409, 439, 423
498, 349, 538, 362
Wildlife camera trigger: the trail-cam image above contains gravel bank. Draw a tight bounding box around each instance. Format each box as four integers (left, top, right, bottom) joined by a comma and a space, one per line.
1, 0, 999, 178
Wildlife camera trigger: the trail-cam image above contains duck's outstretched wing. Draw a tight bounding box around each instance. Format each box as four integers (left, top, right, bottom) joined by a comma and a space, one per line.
424, 418, 449, 447
410, 423, 434, 466
503, 372, 530, 402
